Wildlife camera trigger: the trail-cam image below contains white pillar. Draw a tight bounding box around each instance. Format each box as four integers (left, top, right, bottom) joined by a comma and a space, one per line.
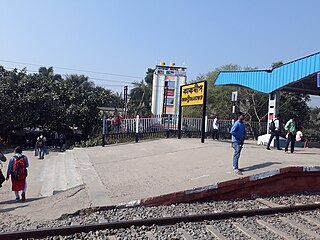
267, 91, 280, 133
136, 115, 140, 133
205, 115, 208, 133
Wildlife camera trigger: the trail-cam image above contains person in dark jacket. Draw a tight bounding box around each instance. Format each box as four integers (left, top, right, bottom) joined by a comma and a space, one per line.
6, 146, 29, 202
0, 151, 7, 187
266, 114, 282, 150
230, 112, 246, 175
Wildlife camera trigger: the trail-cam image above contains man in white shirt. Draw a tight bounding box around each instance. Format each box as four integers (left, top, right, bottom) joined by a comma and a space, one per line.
212, 115, 219, 140
296, 126, 309, 148
266, 114, 282, 150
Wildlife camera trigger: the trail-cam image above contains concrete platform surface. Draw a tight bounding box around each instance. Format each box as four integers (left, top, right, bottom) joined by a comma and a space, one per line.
82, 138, 320, 204
0, 138, 319, 221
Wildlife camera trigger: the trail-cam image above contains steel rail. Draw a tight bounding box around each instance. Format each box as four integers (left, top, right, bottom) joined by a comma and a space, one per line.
1, 203, 320, 240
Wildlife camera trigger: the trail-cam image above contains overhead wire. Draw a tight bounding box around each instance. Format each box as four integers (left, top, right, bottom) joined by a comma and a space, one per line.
1, 63, 188, 89
0, 59, 142, 79
1, 65, 137, 87
1, 65, 184, 89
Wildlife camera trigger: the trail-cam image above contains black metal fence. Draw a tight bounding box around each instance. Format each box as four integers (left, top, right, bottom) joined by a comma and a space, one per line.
102, 115, 267, 145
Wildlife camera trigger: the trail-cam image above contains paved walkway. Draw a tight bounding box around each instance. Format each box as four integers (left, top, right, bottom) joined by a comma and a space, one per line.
82, 138, 320, 204
0, 138, 319, 221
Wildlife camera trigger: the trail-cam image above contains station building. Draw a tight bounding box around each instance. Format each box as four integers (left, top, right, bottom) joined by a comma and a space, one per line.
151, 62, 187, 116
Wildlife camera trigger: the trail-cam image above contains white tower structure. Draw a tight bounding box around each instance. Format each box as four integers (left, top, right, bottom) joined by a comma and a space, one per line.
151, 62, 187, 116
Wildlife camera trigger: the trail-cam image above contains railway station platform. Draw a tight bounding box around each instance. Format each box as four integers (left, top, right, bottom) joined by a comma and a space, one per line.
0, 138, 320, 221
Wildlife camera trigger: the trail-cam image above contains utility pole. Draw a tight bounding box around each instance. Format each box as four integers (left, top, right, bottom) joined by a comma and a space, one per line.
231, 91, 238, 124
124, 86, 128, 118
163, 82, 168, 116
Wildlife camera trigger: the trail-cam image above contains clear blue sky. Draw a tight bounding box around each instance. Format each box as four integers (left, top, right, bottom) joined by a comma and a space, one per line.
1, 0, 320, 105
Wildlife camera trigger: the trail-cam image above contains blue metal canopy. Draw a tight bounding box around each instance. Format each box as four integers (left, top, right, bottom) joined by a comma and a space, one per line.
215, 52, 320, 94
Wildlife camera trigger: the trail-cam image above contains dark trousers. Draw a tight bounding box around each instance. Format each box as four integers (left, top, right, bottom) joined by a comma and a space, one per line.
285, 132, 296, 153
267, 131, 280, 149
52, 139, 58, 148
212, 129, 219, 140
0, 169, 5, 187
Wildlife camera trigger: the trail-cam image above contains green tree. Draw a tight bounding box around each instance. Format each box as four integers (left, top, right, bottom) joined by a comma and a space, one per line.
305, 107, 320, 141
127, 80, 152, 116
127, 68, 153, 116
60, 74, 123, 137
184, 64, 243, 117
280, 92, 310, 125
271, 61, 284, 69
184, 64, 269, 138
0, 66, 123, 142
144, 68, 154, 86
0, 67, 27, 141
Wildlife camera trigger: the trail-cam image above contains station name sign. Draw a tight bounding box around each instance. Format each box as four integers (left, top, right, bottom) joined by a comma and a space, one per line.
181, 81, 205, 106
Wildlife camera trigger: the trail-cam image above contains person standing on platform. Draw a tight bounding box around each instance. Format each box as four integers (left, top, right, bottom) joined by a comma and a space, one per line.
212, 115, 219, 140
51, 131, 59, 148
0, 151, 7, 188
296, 126, 309, 148
35, 135, 46, 159
6, 146, 29, 202
230, 112, 246, 175
59, 133, 66, 152
266, 114, 282, 150
284, 115, 297, 153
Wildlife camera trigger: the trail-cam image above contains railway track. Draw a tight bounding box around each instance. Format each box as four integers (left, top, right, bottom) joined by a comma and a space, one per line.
1, 197, 320, 239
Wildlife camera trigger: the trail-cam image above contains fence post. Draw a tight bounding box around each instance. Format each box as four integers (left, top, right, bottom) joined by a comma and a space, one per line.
135, 115, 139, 143
205, 115, 208, 139
167, 114, 170, 138
102, 115, 106, 147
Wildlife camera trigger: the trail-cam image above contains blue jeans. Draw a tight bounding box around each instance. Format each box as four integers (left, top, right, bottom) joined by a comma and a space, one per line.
232, 142, 243, 170
38, 147, 45, 159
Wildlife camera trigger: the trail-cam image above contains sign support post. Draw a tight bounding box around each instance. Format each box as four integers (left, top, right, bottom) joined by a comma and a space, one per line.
102, 115, 106, 147
178, 85, 182, 139
200, 81, 207, 143
178, 81, 207, 143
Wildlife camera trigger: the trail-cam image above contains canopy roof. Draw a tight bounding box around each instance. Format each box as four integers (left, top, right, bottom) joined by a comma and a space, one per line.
215, 52, 320, 94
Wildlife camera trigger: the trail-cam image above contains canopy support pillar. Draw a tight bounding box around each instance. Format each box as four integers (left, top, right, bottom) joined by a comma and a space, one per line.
267, 91, 280, 133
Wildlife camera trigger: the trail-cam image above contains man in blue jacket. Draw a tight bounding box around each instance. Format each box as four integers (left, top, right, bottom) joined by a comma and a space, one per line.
230, 112, 246, 175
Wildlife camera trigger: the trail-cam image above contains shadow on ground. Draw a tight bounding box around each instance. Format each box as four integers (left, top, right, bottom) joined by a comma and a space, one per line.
242, 162, 282, 172
0, 197, 44, 205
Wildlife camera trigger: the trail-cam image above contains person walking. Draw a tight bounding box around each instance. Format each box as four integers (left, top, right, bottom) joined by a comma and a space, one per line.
35, 135, 46, 159
0, 151, 7, 188
51, 131, 59, 148
230, 112, 246, 175
6, 146, 29, 202
59, 133, 66, 152
266, 114, 282, 150
284, 115, 297, 153
212, 115, 219, 140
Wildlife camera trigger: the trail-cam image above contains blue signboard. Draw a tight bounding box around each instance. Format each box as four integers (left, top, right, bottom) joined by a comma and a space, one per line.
318, 72, 320, 88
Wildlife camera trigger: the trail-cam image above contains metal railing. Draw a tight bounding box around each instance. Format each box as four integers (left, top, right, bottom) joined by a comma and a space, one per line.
102, 115, 267, 145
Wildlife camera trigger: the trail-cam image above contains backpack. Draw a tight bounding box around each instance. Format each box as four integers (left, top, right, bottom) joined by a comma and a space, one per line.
269, 120, 276, 132
36, 138, 44, 148
12, 156, 28, 181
